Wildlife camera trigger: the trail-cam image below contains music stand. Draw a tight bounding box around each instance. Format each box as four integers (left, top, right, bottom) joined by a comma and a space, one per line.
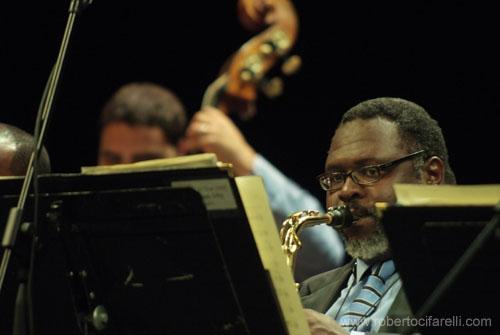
0, 168, 287, 334
382, 205, 499, 335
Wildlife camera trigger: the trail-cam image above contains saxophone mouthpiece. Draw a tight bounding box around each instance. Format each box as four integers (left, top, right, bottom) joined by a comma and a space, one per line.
327, 206, 353, 230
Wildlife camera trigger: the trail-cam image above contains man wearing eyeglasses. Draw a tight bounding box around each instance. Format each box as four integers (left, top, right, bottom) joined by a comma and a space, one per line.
300, 97, 456, 335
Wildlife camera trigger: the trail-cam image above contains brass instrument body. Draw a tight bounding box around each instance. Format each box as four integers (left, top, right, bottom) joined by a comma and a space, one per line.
280, 206, 352, 273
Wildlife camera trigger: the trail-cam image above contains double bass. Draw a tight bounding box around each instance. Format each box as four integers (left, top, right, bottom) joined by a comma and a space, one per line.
202, 0, 301, 120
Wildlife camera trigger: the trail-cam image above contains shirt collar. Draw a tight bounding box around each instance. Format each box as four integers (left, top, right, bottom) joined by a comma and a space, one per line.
355, 258, 371, 284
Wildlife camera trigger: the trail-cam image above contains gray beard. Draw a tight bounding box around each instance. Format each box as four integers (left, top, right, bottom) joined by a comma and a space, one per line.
342, 221, 390, 262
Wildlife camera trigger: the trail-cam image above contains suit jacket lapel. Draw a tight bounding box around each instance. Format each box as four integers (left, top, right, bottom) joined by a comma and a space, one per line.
380, 282, 415, 333
300, 259, 355, 313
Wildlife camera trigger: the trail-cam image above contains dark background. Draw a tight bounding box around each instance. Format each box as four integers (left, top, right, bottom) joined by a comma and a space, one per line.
2, 1, 499, 202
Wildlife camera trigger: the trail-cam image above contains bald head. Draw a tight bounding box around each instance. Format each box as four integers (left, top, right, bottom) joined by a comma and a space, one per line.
0, 123, 51, 176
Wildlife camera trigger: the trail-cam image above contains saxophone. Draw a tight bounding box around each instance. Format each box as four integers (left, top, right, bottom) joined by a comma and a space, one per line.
279, 206, 353, 272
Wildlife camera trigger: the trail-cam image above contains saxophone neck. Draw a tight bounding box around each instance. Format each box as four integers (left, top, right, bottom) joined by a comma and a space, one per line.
288, 206, 353, 233
294, 210, 334, 234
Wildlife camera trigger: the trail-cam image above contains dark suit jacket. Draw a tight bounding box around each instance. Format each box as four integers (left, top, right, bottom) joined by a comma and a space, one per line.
299, 259, 416, 334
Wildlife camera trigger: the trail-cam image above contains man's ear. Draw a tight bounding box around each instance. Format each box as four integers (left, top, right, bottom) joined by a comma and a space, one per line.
421, 156, 445, 185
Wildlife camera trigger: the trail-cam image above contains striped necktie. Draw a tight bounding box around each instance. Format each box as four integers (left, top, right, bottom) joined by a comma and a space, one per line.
338, 260, 396, 330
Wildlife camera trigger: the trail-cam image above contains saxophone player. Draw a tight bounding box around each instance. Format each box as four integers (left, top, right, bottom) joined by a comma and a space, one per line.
300, 97, 456, 334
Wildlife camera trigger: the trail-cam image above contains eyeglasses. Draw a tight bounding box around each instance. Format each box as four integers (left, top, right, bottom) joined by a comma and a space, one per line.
317, 150, 426, 191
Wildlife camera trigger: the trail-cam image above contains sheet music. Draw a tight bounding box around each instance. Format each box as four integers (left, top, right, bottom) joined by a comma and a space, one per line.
172, 178, 237, 210
394, 184, 500, 206
235, 176, 311, 335
80, 153, 219, 174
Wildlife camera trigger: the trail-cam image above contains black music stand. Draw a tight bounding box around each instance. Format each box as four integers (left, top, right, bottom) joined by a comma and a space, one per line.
382, 205, 500, 335
0, 168, 287, 335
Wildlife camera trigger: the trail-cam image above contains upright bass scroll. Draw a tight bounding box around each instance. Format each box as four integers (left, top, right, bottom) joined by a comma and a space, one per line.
202, 0, 301, 119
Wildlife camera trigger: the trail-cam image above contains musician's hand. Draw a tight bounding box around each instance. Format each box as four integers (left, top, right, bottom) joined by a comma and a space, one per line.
304, 309, 349, 335
178, 106, 256, 176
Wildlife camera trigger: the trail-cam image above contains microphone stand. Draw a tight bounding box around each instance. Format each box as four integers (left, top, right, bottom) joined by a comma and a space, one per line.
0, 0, 93, 324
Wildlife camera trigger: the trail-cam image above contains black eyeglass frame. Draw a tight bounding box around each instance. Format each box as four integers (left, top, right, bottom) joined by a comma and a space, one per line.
317, 149, 426, 191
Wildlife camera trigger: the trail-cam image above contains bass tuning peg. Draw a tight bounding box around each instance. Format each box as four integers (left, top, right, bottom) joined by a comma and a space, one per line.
260, 76, 284, 98
281, 54, 302, 76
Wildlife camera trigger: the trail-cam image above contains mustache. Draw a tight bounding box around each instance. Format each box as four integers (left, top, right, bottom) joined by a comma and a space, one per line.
344, 202, 376, 220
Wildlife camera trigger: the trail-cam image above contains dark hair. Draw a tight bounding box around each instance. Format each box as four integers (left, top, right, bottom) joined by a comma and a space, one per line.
100, 82, 187, 145
0, 123, 51, 175
340, 97, 456, 184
